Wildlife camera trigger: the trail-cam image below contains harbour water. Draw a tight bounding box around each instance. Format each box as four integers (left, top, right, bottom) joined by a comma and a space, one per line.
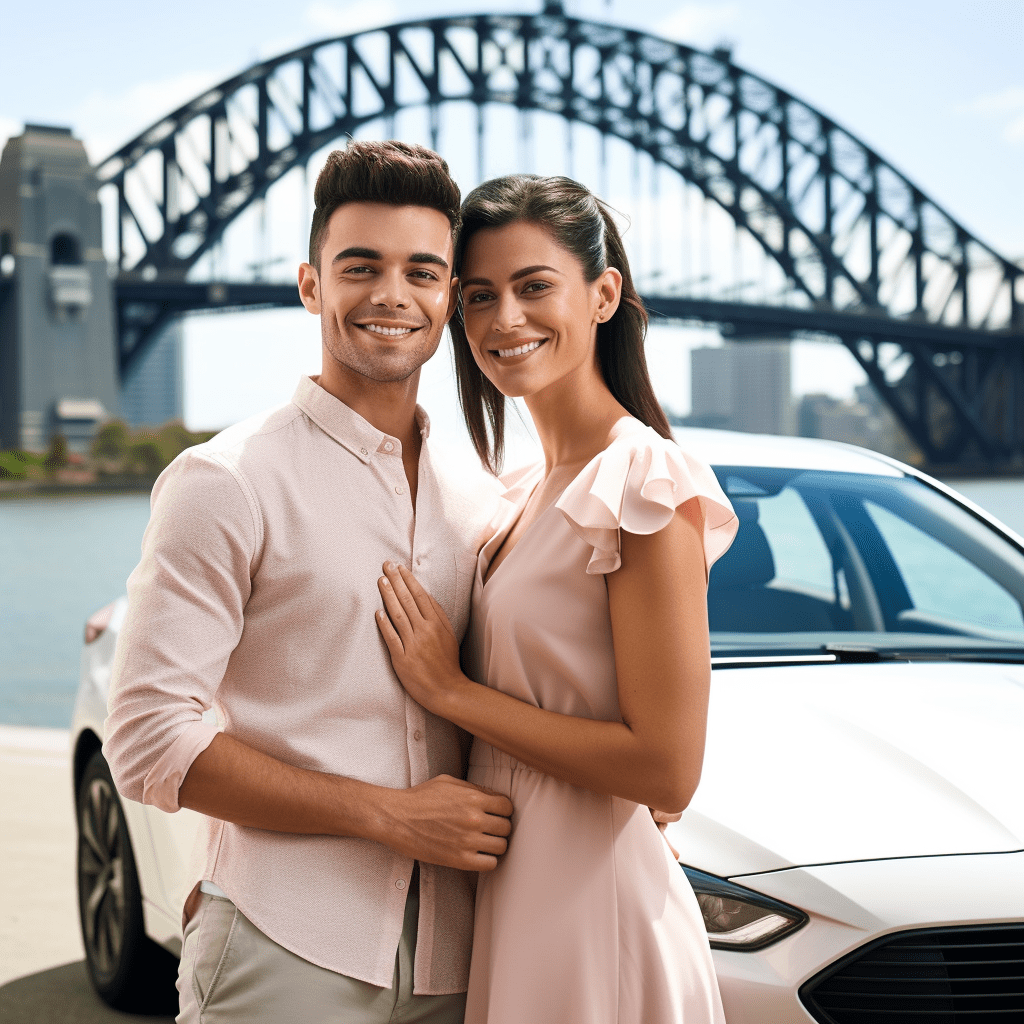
2, 478, 1024, 729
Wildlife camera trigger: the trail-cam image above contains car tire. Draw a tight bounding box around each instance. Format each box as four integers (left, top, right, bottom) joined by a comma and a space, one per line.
76, 749, 178, 1013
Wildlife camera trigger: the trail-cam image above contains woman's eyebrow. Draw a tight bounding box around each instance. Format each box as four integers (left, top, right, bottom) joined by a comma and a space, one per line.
510, 264, 559, 281
462, 265, 560, 287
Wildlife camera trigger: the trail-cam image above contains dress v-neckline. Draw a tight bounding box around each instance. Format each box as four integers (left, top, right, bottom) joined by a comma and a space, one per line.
479, 417, 647, 590
480, 471, 546, 590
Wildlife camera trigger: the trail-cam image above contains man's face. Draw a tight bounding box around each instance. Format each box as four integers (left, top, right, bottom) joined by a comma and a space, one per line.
300, 203, 457, 386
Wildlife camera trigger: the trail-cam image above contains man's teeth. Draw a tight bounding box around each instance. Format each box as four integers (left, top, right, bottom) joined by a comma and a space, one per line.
363, 324, 415, 336
496, 340, 543, 358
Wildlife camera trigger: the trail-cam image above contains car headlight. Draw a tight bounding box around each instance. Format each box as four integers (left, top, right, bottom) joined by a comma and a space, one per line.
681, 865, 808, 951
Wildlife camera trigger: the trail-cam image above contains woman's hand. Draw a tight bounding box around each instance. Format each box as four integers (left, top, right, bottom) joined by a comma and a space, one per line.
376, 561, 468, 715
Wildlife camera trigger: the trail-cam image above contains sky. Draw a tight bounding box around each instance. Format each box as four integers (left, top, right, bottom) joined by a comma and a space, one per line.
1, 0, 1022, 456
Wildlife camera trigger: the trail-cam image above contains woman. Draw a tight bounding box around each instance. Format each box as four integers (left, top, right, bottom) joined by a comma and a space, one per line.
375, 174, 737, 1023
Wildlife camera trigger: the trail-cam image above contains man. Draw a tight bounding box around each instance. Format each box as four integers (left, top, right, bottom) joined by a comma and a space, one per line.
103, 140, 513, 1023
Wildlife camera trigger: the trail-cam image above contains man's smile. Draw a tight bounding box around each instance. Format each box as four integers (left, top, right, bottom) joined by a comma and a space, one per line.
357, 322, 423, 337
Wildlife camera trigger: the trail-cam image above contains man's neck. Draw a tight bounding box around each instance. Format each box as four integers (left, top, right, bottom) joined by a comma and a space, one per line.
314, 366, 423, 451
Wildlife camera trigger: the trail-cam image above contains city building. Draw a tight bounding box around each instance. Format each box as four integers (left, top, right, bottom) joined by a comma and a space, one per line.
0, 125, 119, 453
689, 342, 795, 435
119, 320, 184, 428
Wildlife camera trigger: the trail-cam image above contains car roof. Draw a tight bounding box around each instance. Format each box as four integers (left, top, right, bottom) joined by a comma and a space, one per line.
672, 426, 905, 477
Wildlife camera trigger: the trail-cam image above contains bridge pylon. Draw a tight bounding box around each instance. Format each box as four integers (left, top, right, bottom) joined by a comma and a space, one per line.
0, 125, 119, 453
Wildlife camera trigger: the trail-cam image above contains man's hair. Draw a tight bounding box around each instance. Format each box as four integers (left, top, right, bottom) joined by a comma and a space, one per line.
308, 140, 461, 270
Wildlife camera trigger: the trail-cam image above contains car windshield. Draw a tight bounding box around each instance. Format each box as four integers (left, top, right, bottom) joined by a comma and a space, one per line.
707, 467, 1024, 660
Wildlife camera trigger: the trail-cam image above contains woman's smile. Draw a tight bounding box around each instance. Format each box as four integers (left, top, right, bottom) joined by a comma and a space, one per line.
493, 338, 547, 359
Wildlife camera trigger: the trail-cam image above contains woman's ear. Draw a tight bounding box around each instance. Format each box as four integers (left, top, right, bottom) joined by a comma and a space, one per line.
298, 262, 321, 315
594, 266, 622, 324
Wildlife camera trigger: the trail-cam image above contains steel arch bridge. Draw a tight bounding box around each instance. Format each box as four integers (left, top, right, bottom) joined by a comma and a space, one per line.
101, 2, 1023, 470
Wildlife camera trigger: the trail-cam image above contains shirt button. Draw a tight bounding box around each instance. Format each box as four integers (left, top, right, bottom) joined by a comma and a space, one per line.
413, 729, 422, 741
383, 440, 395, 453
360, 447, 368, 456
395, 485, 404, 495
396, 879, 406, 890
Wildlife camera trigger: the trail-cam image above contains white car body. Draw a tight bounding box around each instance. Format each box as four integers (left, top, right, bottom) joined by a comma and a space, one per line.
71, 429, 1024, 1021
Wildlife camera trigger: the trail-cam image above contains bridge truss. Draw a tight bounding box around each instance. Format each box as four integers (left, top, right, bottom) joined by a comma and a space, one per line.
100, 2, 1023, 470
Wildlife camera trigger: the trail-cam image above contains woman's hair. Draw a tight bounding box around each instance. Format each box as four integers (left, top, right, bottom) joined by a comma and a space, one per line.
308, 140, 461, 271
449, 174, 671, 473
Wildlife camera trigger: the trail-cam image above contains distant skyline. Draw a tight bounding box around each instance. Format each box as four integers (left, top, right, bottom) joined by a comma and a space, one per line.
2, 0, 1021, 454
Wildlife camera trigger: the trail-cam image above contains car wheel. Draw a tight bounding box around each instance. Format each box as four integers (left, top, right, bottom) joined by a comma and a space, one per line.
76, 749, 178, 1013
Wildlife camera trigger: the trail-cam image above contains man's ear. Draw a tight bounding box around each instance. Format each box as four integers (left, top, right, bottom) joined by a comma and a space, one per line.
444, 276, 460, 324
298, 262, 321, 315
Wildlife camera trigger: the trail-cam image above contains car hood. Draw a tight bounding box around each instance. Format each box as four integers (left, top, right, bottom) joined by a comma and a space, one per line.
666, 661, 1024, 877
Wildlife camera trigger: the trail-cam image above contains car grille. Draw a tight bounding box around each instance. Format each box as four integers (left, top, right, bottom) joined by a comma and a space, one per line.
800, 924, 1024, 1023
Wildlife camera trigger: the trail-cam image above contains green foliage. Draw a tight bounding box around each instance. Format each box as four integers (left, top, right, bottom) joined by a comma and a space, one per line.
1, 419, 216, 485
0, 450, 44, 480
125, 439, 165, 478
43, 433, 70, 475
91, 420, 130, 461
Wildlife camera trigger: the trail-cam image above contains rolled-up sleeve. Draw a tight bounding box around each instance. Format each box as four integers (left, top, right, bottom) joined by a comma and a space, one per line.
103, 448, 260, 812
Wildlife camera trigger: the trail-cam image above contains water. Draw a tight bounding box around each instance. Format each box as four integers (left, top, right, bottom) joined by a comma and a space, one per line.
0, 493, 152, 727
1, 478, 1023, 729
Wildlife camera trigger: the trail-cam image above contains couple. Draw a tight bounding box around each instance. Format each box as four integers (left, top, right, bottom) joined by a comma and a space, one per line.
104, 140, 738, 1023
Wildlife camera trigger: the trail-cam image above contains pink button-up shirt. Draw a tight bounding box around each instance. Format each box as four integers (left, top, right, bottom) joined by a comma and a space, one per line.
103, 375, 500, 993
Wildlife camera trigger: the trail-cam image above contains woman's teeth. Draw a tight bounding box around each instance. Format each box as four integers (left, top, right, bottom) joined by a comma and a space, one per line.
496, 340, 543, 358
363, 324, 415, 336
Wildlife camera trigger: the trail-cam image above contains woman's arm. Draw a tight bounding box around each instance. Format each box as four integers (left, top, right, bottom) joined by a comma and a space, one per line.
377, 497, 712, 813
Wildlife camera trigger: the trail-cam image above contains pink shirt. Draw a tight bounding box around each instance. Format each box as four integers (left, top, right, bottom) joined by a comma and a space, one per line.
103, 375, 500, 994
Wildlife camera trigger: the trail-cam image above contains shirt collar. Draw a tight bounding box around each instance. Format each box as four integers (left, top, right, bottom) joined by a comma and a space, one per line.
291, 376, 430, 463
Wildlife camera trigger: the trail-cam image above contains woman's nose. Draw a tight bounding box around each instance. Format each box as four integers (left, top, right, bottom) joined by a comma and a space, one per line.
492, 293, 526, 332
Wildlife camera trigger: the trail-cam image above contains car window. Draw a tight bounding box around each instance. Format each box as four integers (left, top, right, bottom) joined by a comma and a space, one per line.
756, 485, 840, 602
708, 466, 1024, 649
865, 500, 1024, 634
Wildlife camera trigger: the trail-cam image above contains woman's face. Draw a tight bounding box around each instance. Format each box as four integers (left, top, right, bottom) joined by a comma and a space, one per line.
459, 221, 620, 400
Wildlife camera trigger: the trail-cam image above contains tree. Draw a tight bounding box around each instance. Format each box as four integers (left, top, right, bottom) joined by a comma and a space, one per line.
91, 420, 130, 462
43, 434, 69, 476
126, 440, 165, 478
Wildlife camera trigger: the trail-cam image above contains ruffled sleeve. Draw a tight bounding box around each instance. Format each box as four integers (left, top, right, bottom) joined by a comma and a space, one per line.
555, 423, 738, 575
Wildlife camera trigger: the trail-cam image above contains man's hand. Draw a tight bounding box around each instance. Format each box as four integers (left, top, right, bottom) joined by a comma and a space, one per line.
379, 775, 513, 872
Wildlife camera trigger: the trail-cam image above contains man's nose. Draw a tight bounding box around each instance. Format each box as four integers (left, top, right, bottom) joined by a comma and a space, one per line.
369, 268, 410, 308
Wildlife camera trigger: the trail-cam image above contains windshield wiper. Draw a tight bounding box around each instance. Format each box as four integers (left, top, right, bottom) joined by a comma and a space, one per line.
823, 642, 1024, 664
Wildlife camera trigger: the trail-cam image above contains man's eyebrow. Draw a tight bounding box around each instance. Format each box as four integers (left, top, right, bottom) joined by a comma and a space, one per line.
332, 246, 382, 264
331, 247, 449, 270
462, 265, 560, 288
409, 252, 450, 270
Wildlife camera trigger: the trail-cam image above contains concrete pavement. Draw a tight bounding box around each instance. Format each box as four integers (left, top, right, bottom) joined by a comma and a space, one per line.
0, 726, 173, 1022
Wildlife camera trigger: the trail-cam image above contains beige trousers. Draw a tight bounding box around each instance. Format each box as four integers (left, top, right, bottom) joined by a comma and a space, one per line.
176, 889, 466, 1023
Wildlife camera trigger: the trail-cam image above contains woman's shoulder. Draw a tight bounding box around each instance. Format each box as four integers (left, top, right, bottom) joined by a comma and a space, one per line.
555, 417, 738, 575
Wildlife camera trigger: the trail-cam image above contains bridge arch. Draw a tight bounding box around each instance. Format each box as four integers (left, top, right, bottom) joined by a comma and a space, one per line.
99, 7, 1023, 466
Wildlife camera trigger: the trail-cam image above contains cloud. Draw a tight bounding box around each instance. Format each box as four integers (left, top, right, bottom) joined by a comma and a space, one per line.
655, 2, 742, 46
957, 86, 1024, 146
303, 0, 401, 37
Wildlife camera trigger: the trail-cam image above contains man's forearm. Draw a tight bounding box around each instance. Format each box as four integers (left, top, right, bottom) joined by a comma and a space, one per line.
178, 732, 386, 841
176, 731, 514, 872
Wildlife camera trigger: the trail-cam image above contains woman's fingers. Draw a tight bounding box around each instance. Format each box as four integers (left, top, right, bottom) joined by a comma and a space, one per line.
378, 574, 412, 636
382, 562, 426, 622
397, 564, 438, 620
375, 607, 404, 657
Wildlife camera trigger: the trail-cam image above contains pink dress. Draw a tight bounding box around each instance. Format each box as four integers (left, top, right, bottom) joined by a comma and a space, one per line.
463, 418, 737, 1024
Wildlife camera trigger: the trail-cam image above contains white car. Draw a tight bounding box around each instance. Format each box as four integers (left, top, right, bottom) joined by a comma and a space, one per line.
71, 430, 1024, 1020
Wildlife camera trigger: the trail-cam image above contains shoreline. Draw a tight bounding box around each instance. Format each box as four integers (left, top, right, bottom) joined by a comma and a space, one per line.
0, 479, 155, 499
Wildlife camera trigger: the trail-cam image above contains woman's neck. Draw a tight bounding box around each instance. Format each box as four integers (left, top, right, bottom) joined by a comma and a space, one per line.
524, 366, 631, 475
